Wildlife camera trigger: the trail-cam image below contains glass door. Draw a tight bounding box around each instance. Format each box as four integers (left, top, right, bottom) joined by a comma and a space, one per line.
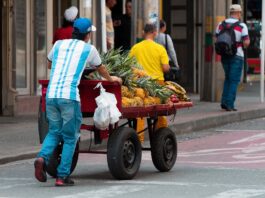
12, 0, 30, 94
163, 0, 194, 90
53, 0, 79, 30
34, 0, 47, 94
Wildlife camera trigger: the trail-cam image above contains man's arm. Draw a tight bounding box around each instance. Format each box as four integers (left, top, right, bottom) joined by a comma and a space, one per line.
97, 64, 122, 84
167, 35, 179, 69
242, 23, 250, 49
162, 64, 170, 73
243, 38, 250, 48
47, 60, 52, 69
161, 47, 170, 73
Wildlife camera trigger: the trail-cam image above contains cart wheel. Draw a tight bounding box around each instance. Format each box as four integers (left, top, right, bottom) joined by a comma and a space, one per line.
46, 141, 79, 177
151, 127, 177, 172
107, 127, 142, 180
38, 98, 49, 144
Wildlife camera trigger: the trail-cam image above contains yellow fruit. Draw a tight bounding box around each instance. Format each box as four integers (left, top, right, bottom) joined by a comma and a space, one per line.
153, 97, 161, 104
122, 97, 130, 107
121, 86, 129, 97
130, 98, 138, 107
134, 88, 145, 99
132, 68, 147, 77
144, 90, 149, 97
144, 97, 156, 106
133, 96, 144, 106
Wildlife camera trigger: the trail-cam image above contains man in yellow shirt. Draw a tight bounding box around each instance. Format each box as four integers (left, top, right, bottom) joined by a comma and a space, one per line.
130, 23, 170, 142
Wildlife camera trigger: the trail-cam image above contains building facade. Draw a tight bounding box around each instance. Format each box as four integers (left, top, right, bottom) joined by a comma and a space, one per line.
1, 0, 247, 116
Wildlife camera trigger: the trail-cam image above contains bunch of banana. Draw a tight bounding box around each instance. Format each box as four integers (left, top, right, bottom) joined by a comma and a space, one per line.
165, 81, 190, 101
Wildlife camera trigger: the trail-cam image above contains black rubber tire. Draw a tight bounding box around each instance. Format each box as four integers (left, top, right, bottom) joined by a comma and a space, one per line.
107, 127, 142, 180
151, 127, 177, 172
46, 141, 79, 177
38, 98, 49, 144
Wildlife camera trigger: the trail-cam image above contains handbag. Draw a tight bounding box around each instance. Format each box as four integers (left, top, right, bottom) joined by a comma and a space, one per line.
164, 34, 181, 82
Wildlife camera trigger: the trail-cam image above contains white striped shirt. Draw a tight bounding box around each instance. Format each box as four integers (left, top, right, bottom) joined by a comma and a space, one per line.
47, 39, 101, 101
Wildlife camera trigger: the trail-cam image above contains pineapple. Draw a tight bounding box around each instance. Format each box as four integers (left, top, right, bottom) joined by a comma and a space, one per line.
100, 49, 187, 104
133, 97, 144, 106
134, 88, 145, 99
122, 97, 130, 107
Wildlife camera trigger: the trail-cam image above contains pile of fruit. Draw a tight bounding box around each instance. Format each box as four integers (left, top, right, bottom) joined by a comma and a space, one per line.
86, 49, 190, 107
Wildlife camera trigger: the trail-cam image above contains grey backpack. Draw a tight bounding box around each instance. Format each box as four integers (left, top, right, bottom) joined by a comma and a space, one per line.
215, 21, 240, 57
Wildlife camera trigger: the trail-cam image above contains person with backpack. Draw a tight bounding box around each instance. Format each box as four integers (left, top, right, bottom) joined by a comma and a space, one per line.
215, 4, 250, 111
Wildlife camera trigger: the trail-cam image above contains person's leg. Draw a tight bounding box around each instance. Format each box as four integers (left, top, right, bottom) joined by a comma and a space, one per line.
35, 98, 62, 182
226, 56, 243, 109
221, 58, 230, 109
56, 99, 82, 180
37, 99, 62, 162
156, 116, 168, 129
136, 118, 145, 143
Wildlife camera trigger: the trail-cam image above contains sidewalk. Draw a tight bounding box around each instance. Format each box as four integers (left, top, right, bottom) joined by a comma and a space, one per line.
0, 81, 265, 165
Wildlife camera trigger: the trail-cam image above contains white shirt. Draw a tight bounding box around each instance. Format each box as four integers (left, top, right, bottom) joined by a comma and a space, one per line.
47, 39, 102, 101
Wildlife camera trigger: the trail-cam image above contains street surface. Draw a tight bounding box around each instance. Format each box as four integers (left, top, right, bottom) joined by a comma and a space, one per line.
1, 118, 265, 198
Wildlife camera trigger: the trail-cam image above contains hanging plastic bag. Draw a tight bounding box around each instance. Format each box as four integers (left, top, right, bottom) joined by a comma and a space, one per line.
93, 83, 121, 130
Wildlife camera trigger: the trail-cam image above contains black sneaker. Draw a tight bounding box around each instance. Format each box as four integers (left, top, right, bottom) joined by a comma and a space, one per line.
221, 104, 228, 110
34, 157, 47, 182
55, 177, 74, 187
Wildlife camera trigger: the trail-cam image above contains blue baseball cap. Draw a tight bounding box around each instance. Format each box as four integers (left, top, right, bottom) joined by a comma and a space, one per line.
73, 18, 96, 34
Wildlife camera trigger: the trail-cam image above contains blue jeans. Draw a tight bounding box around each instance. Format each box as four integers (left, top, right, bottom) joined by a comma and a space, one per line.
38, 98, 82, 178
221, 56, 243, 109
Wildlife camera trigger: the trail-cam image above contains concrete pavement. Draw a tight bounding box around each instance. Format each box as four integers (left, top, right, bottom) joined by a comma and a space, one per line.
0, 80, 265, 165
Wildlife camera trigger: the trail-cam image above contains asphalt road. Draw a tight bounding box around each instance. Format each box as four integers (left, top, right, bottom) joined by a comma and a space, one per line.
1, 118, 265, 198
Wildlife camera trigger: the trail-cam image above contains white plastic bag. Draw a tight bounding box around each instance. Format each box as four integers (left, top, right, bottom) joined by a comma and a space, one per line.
93, 83, 121, 130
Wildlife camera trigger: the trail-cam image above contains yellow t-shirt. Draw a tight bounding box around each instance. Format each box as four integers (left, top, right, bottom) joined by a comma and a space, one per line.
130, 40, 169, 80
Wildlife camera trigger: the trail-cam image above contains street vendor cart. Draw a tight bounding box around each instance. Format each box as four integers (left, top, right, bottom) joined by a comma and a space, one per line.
38, 79, 192, 180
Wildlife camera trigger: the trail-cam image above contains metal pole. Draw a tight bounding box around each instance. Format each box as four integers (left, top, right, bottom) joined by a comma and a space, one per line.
101, 0, 107, 52
261, 0, 265, 102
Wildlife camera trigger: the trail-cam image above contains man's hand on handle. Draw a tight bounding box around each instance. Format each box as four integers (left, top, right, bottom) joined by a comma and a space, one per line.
110, 76, 122, 85
97, 65, 122, 85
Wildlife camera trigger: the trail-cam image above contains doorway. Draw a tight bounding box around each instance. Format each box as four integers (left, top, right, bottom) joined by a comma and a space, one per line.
53, 0, 79, 30
163, 0, 195, 91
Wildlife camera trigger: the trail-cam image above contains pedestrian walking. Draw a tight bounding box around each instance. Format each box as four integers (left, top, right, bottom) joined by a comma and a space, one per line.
130, 23, 170, 142
215, 4, 250, 111
106, 0, 117, 50
34, 18, 122, 187
114, 0, 132, 51
156, 20, 180, 82
156, 20, 180, 69
53, 6, 78, 44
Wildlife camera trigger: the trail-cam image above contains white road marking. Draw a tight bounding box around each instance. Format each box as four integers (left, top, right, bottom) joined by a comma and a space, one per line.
178, 148, 243, 157
207, 189, 265, 198
105, 180, 264, 189
178, 159, 265, 164
215, 130, 265, 133
229, 133, 265, 145
54, 185, 144, 198
0, 178, 32, 181
0, 182, 36, 190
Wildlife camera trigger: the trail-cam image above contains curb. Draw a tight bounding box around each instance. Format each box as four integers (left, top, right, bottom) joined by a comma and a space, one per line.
170, 107, 265, 134
0, 152, 38, 165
